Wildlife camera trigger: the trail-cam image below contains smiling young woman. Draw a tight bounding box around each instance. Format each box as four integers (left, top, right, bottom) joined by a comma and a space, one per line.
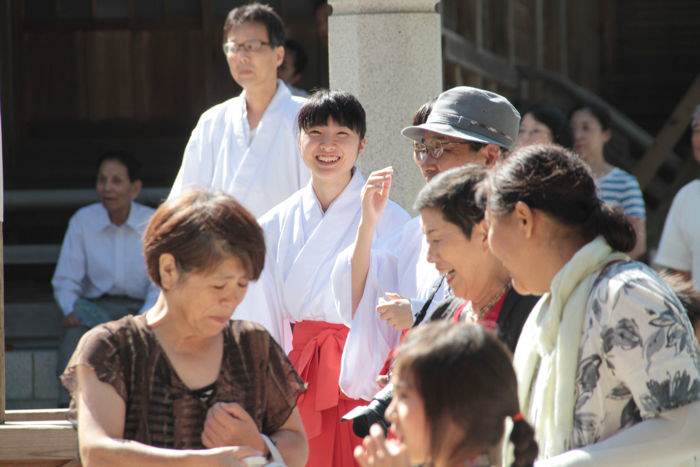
233, 90, 410, 467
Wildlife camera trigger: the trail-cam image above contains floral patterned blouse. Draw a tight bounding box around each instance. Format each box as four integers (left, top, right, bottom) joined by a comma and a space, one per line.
572, 261, 700, 448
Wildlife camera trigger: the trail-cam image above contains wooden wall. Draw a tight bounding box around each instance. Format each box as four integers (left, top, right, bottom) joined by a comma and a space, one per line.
1, 0, 325, 189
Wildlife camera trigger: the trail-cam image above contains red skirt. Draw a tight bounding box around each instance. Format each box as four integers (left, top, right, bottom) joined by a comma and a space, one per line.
288, 321, 363, 467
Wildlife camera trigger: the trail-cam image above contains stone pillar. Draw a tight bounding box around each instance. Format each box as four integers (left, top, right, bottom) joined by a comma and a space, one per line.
328, 0, 442, 210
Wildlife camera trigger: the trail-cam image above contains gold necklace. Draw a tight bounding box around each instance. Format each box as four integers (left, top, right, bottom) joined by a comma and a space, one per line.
468, 283, 510, 322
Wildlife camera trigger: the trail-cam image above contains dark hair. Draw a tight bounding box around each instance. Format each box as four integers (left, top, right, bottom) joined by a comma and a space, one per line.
570, 104, 612, 131
659, 271, 700, 328
394, 322, 538, 467
97, 150, 142, 182
298, 89, 366, 138
223, 3, 285, 47
482, 144, 636, 252
413, 98, 435, 126
414, 164, 487, 238
524, 104, 572, 148
313, 0, 328, 12
143, 191, 265, 287
284, 39, 308, 76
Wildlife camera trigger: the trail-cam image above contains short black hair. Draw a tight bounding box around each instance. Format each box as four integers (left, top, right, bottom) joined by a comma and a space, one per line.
570, 103, 612, 131
524, 104, 572, 148
223, 3, 285, 47
298, 90, 367, 138
97, 150, 142, 182
284, 39, 308, 76
414, 164, 488, 238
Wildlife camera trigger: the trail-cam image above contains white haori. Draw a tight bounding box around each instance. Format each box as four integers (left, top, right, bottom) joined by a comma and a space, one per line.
234, 169, 410, 353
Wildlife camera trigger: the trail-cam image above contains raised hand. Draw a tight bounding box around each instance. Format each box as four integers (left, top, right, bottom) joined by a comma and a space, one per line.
360, 167, 394, 229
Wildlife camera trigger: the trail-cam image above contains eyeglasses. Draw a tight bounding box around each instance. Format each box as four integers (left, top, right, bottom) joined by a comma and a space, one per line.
222, 39, 271, 55
412, 139, 475, 162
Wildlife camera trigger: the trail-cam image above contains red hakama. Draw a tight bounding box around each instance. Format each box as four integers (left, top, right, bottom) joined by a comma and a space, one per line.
288, 321, 363, 467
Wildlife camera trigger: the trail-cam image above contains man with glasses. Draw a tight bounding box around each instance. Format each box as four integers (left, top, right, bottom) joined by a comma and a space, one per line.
333, 87, 520, 400
169, 3, 309, 217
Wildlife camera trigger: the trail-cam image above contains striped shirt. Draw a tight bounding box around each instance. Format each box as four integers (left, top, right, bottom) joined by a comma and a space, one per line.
597, 167, 646, 219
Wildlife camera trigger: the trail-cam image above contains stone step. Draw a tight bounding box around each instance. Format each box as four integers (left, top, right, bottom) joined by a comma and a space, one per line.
5, 302, 63, 341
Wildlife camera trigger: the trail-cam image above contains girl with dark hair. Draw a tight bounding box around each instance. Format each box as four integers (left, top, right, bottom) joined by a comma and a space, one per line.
482, 144, 700, 465
516, 104, 572, 148
234, 89, 409, 467
570, 104, 646, 259
354, 321, 539, 467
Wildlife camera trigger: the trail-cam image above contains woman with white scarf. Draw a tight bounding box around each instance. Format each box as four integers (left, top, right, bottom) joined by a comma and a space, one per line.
480, 144, 700, 466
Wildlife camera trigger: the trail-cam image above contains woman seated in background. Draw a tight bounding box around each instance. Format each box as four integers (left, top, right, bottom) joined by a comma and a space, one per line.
516, 104, 572, 149
481, 144, 700, 466
569, 104, 646, 259
355, 321, 539, 467
414, 164, 539, 352
61, 191, 308, 467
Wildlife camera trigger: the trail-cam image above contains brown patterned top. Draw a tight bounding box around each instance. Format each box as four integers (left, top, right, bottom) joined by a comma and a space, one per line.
61, 315, 305, 449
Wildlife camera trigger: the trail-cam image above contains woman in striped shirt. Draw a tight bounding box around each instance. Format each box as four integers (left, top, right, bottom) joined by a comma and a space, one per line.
569, 104, 646, 259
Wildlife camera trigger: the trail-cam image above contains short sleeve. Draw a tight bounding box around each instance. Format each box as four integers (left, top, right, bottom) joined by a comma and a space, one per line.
597, 268, 700, 419
620, 175, 646, 219
261, 330, 306, 434
598, 169, 646, 219
655, 187, 691, 271
60, 324, 128, 403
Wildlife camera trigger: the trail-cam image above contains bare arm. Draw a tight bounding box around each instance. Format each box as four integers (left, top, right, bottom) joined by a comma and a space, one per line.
268, 408, 308, 467
351, 168, 394, 316
76, 365, 256, 467
628, 216, 646, 260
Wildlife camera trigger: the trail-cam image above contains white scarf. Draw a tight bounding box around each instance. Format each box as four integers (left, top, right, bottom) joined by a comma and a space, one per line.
507, 237, 628, 461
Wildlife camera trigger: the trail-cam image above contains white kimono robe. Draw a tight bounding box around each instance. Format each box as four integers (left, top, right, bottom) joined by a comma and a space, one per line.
234, 170, 410, 354
331, 216, 447, 400
169, 80, 310, 218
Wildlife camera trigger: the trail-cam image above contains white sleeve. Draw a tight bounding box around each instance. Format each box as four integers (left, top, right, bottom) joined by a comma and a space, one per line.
335, 243, 403, 400
51, 215, 86, 316
339, 288, 402, 400
331, 204, 410, 325
233, 226, 293, 353
655, 188, 690, 272
535, 401, 700, 467
168, 118, 215, 200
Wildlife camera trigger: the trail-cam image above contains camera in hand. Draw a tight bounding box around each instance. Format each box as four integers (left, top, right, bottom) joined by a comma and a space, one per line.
340, 384, 393, 438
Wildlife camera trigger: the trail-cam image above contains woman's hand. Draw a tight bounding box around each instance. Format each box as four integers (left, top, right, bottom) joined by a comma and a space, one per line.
354, 424, 410, 467
376, 374, 389, 389
360, 167, 393, 229
202, 403, 267, 455
377, 293, 413, 331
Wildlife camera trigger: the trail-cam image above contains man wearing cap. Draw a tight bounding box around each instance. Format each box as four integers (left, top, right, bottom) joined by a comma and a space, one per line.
332, 86, 520, 400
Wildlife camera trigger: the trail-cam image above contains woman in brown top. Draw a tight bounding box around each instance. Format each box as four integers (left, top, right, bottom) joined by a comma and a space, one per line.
61, 191, 308, 466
